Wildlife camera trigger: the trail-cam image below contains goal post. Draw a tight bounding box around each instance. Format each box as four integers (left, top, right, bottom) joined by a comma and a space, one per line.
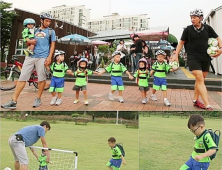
27, 146, 78, 170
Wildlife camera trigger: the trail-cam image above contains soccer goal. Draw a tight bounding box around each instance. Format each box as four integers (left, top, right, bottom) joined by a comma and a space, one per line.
27, 146, 78, 170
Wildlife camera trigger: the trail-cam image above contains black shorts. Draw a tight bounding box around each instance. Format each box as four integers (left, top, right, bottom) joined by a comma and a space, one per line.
188, 60, 210, 72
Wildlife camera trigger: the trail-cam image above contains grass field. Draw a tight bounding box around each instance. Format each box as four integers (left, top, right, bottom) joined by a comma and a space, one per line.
0, 118, 138, 170
139, 114, 222, 170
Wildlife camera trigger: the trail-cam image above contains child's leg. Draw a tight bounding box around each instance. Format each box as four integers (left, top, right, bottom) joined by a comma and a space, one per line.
141, 91, 146, 99
163, 90, 167, 99
57, 92, 62, 99
75, 90, 80, 100
83, 90, 88, 100
51, 92, 56, 97
152, 89, 156, 95
118, 90, 123, 97
111, 90, 115, 94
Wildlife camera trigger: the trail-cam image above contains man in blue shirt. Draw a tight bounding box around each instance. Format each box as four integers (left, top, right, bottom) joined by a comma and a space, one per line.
2, 13, 56, 109
9, 121, 51, 170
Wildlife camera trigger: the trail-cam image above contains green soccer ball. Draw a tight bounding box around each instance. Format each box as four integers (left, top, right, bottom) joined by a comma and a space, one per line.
207, 46, 218, 56
208, 38, 218, 47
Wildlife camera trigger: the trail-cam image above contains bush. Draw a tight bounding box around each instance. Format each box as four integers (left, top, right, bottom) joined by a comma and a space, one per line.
71, 114, 79, 118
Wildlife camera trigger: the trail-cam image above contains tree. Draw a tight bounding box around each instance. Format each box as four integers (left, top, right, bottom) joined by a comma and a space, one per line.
0, 1, 17, 61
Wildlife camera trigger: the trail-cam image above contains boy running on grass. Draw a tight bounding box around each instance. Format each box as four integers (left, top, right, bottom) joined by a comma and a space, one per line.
107, 137, 126, 170
98, 51, 133, 103
180, 114, 217, 170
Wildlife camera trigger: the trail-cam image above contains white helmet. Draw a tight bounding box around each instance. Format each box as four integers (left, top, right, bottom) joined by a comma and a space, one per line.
190, 9, 204, 17
54, 50, 65, 59
155, 50, 166, 56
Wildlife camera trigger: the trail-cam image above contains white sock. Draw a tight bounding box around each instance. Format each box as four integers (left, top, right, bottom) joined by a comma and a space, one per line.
193, 100, 197, 103
151, 94, 155, 96
164, 98, 167, 101
206, 105, 212, 108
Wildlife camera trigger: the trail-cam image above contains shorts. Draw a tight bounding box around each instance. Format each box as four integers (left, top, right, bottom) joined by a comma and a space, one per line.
49, 77, 65, 92
188, 59, 210, 72
139, 86, 150, 92
8, 135, 29, 165
107, 159, 122, 169
111, 76, 124, 91
72, 85, 87, 91
19, 57, 46, 82
153, 76, 167, 91
39, 165, 48, 170
180, 157, 210, 170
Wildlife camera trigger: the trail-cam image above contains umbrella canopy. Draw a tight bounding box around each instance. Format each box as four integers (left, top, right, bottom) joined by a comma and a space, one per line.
167, 34, 178, 43
158, 40, 171, 46
57, 34, 91, 45
130, 29, 169, 41
92, 40, 109, 45
160, 45, 175, 50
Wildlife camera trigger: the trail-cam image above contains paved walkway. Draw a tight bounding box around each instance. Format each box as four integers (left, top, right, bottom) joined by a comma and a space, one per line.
1, 82, 221, 111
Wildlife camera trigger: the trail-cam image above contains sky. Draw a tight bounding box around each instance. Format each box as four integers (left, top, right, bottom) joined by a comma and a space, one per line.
3, 0, 222, 40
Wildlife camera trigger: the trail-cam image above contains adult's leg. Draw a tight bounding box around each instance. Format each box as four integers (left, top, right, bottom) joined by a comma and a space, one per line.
14, 161, 20, 170
193, 72, 208, 101
192, 70, 210, 106
12, 82, 27, 102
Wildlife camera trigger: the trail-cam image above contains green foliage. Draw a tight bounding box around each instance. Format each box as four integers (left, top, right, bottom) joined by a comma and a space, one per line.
71, 113, 79, 117
179, 55, 185, 66
0, 1, 17, 61
100, 57, 105, 68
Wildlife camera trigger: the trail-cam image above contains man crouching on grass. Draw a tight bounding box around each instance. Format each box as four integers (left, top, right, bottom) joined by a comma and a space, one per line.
8, 121, 51, 170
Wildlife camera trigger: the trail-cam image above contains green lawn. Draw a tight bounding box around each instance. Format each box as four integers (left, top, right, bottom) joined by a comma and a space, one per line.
139, 115, 222, 170
0, 118, 138, 170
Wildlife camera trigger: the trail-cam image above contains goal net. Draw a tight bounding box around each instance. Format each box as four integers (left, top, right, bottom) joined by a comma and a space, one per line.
27, 146, 78, 170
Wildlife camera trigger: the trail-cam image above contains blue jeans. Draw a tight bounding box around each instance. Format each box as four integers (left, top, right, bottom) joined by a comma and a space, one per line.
135, 53, 143, 71
131, 53, 136, 72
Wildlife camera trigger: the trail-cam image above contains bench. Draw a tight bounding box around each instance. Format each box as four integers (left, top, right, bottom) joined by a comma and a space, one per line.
74, 118, 89, 125
125, 121, 138, 128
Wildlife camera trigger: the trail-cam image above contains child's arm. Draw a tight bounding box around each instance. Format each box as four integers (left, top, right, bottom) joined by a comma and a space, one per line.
194, 149, 216, 161
149, 70, 154, 77
125, 70, 134, 80
121, 155, 126, 165
98, 69, 106, 76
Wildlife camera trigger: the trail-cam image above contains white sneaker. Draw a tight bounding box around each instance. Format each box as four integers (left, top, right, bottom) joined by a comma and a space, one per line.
55, 98, 62, 105
142, 98, 147, 104
119, 97, 124, 103
85, 100, 89, 105
109, 92, 114, 101
151, 94, 157, 101
50, 96, 57, 105
73, 100, 79, 104
164, 99, 171, 106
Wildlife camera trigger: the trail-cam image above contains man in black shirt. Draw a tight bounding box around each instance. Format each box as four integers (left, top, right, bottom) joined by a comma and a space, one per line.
174, 9, 222, 110
131, 34, 143, 70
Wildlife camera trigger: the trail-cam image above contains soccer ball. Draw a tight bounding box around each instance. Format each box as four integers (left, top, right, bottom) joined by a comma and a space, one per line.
207, 46, 219, 56
4, 167, 11, 170
169, 61, 179, 70
208, 38, 218, 47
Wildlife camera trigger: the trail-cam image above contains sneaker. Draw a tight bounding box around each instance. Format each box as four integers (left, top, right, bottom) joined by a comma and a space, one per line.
24, 49, 29, 57
164, 99, 171, 106
146, 97, 149, 102
33, 98, 41, 108
193, 100, 205, 109
50, 96, 57, 105
85, 100, 89, 105
109, 92, 114, 101
73, 100, 79, 104
142, 98, 147, 104
119, 97, 124, 103
55, 99, 62, 106
205, 105, 213, 111
1, 100, 17, 109
151, 94, 157, 101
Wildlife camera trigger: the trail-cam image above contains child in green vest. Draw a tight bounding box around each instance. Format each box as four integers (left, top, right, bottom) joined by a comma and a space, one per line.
107, 137, 126, 170
180, 114, 217, 170
133, 58, 150, 104
98, 51, 133, 103
70, 58, 98, 105
39, 149, 51, 170
150, 50, 175, 106
46, 50, 72, 106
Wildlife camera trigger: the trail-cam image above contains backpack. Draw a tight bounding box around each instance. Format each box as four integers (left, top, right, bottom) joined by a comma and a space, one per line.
152, 61, 169, 74
34, 27, 53, 45
51, 62, 66, 73
184, 24, 210, 52
116, 143, 125, 157
203, 129, 221, 160
76, 69, 88, 81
